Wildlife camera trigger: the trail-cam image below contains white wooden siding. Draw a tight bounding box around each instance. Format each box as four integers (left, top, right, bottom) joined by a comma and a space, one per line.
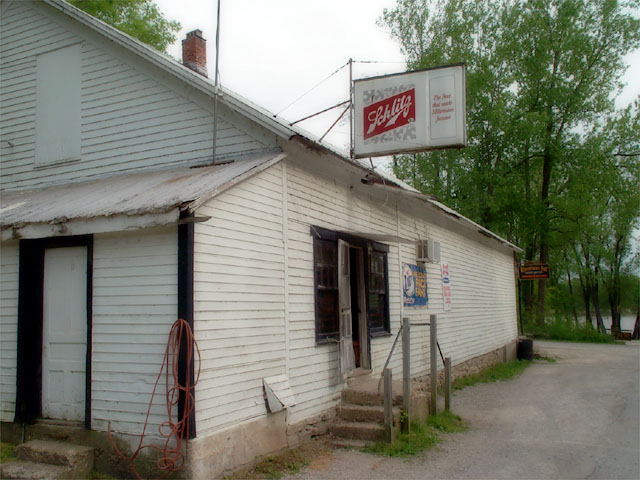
193, 164, 286, 435
282, 158, 517, 425
190, 155, 517, 434
0, 1, 274, 191
284, 161, 402, 424
0, 241, 19, 422
91, 227, 177, 435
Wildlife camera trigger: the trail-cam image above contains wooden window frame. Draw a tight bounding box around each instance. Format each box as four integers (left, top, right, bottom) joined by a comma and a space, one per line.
365, 246, 391, 337
311, 226, 390, 345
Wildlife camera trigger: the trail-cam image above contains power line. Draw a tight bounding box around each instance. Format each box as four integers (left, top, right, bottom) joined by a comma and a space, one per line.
353, 60, 407, 64
274, 61, 349, 116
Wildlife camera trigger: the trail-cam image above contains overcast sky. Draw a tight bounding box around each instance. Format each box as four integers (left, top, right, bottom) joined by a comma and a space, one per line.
155, 0, 640, 157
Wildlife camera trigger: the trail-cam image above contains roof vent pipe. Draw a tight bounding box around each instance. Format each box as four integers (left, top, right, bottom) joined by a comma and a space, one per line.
182, 29, 208, 77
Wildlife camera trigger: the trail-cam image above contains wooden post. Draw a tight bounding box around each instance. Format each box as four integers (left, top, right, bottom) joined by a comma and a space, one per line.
383, 368, 394, 443
430, 314, 437, 416
401, 317, 410, 433
444, 357, 451, 412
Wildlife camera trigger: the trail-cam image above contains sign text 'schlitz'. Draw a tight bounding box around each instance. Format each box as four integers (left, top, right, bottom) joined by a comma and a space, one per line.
363, 89, 415, 140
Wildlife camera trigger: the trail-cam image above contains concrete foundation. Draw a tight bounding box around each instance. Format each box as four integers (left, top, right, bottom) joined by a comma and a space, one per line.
1, 340, 517, 479
286, 408, 336, 447
414, 340, 519, 394
186, 410, 288, 479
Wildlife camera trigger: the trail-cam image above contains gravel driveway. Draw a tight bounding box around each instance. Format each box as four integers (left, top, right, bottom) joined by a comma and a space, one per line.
284, 340, 640, 480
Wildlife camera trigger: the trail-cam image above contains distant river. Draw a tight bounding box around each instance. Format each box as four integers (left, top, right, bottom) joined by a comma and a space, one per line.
589, 314, 637, 332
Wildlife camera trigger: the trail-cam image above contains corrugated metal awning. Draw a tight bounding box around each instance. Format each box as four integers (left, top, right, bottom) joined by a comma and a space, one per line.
1, 152, 286, 239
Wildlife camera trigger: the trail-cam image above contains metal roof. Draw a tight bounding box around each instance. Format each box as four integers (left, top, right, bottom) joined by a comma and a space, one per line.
32, 1, 518, 252
0, 153, 285, 229
41, 0, 414, 193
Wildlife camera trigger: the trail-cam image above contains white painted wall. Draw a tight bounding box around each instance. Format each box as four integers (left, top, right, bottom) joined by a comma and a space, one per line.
0, 241, 19, 422
283, 157, 402, 424
282, 154, 517, 424
0, 228, 179, 434
0, 1, 276, 191
193, 164, 286, 435
191, 152, 518, 436
91, 227, 177, 435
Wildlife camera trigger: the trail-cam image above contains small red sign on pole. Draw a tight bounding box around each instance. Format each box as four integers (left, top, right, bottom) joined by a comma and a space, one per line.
519, 263, 550, 280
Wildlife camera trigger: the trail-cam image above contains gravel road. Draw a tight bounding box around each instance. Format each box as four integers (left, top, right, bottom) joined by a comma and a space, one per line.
284, 340, 640, 480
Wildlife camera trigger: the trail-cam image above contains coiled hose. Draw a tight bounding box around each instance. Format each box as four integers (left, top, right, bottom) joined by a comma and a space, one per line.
108, 318, 201, 479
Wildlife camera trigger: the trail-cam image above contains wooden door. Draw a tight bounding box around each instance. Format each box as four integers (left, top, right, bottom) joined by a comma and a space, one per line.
42, 246, 87, 421
338, 239, 355, 377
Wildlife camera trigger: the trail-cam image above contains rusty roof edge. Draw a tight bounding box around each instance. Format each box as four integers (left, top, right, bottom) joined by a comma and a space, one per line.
1, 209, 181, 241
0, 206, 181, 230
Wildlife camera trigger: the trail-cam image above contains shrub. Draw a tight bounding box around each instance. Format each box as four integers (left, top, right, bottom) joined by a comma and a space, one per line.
524, 318, 620, 344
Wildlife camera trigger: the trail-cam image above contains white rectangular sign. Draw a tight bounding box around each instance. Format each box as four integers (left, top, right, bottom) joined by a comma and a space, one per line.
441, 263, 452, 311
353, 64, 466, 158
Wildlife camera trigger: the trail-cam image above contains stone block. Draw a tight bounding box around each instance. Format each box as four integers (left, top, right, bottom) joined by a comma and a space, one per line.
0, 460, 70, 480
15, 440, 94, 479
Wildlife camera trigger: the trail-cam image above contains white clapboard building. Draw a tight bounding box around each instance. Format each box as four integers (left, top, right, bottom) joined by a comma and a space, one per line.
0, 0, 520, 477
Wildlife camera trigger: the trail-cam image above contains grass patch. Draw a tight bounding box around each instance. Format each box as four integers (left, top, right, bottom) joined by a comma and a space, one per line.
363, 411, 467, 457
89, 471, 117, 479
452, 359, 531, 391
0, 442, 17, 464
426, 410, 468, 433
524, 319, 622, 344
225, 438, 331, 480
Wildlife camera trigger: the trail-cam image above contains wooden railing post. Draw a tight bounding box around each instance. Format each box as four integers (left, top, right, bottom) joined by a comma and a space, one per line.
401, 317, 410, 433
383, 368, 394, 443
430, 314, 437, 416
444, 357, 451, 411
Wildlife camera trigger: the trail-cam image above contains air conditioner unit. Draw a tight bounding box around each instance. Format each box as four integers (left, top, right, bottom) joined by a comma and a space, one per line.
416, 239, 441, 263
428, 238, 441, 263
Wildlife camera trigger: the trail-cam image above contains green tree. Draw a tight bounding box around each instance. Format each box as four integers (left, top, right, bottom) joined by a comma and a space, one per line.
380, 0, 640, 323
69, 0, 180, 53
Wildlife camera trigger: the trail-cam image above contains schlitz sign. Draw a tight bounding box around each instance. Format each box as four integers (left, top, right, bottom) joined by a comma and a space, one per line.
363, 89, 416, 140
353, 64, 466, 158
519, 263, 550, 280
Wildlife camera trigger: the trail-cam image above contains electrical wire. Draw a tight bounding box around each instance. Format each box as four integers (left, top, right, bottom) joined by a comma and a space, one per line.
108, 318, 201, 480
353, 60, 407, 64
275, 61, 349, 117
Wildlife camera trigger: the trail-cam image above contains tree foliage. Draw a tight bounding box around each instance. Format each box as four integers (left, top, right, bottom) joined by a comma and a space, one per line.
69, 0, 180, 53
380, 0, 640, 326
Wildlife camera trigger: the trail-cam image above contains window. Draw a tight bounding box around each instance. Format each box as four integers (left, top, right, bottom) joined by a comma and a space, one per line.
367, 249, 389, 334
313, 237, 339, 341
312, 227, 390, 343
36, 44, 81, 166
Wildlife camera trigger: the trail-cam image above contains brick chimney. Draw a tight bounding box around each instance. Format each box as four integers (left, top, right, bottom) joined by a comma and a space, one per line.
182, 29, 207, 77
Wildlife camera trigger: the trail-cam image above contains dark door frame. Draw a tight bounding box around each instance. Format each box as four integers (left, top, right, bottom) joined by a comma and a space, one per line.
15, 235, 93, 428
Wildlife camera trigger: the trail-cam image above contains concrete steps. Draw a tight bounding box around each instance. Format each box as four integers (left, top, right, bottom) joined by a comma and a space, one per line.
0, 440, 94, 480
332, 438, 371, 449
330, 421, 384, 442
331, 385, 401, 445
341, 387, 402, 407
0, 460, 70, 480
337, 402, 401, 424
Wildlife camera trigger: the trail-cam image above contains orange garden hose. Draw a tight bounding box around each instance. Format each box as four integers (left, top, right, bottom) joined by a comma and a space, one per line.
108, 318, 201, 480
